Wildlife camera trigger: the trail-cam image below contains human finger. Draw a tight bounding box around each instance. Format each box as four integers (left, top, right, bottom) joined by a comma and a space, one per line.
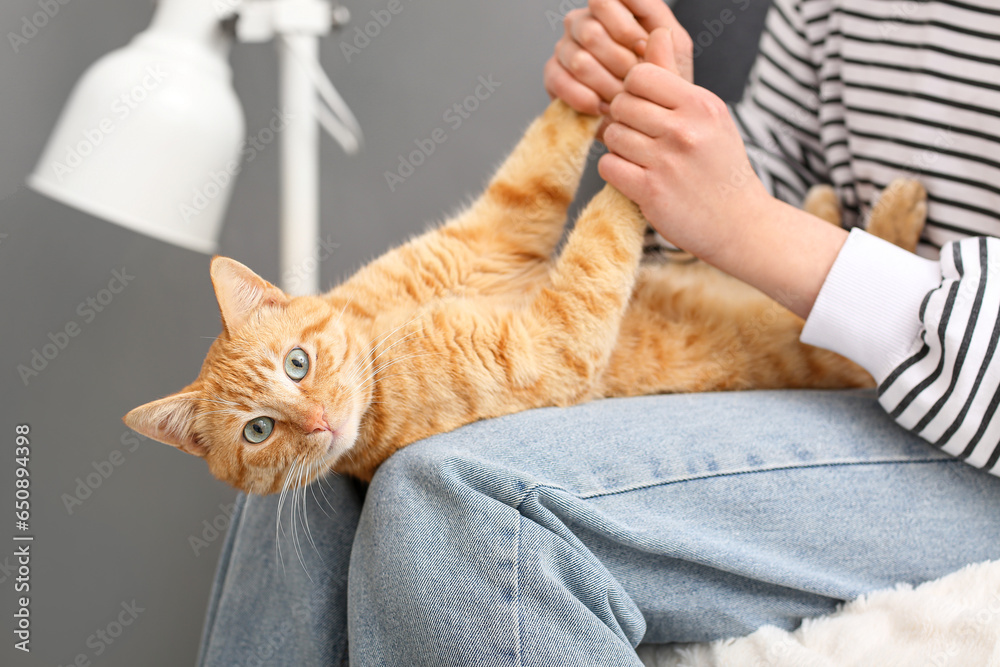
569, 9, 641, 79
602, 120, 660, 168
544, 53, 605, 116
588, 0, 649, 54
623, 61, 689, 110
621, 0, 694, 81
608, 91, 671, 138
557, 36, 626, 104
597, 152, 649, 205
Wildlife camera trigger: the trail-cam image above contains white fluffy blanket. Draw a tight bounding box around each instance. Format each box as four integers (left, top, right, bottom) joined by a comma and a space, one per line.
637, 560, 1000, 667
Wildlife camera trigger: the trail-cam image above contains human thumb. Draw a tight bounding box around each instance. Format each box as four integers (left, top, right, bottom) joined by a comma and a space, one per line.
645, 27, 679, 76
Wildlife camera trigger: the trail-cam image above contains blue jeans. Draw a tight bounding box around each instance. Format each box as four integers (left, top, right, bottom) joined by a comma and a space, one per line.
197, 390, 1000, 666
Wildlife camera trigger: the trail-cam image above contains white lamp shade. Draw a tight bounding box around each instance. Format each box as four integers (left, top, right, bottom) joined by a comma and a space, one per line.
29, 1, 245, 254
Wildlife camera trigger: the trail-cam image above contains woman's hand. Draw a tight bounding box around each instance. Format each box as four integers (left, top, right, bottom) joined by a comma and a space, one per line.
544, 0, 694, 117
598, 28, 769, 265
598, 28, 849, 318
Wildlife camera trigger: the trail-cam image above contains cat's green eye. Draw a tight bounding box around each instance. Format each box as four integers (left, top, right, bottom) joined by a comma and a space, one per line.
243, 417, 274, 444
284, 347, 310, 381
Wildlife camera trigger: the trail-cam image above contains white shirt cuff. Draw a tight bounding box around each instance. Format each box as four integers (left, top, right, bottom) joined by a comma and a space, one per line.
800, 228, 943, 382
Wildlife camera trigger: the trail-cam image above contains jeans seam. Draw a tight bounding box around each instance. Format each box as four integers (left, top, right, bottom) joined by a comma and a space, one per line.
574, 457, 957, 501
514, 515, 524, 667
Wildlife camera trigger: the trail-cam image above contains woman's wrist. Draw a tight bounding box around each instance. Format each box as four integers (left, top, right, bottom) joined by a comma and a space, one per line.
701, 195, 849, 319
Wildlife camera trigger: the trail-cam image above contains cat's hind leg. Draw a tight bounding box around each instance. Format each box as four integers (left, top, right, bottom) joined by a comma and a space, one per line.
803, 180, 927, 252
803, 184, 843, 227
865, 179, 927, 252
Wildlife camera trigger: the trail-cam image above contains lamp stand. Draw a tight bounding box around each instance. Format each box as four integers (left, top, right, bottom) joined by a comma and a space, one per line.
279, 33, 320, 296
235, 0, 358, 295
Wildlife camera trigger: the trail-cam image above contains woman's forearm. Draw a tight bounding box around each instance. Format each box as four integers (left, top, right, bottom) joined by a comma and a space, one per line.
715, 197, 849, 319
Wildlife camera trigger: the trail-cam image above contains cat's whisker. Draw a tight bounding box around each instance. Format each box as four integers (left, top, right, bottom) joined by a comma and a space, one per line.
370, 351, 443, 376
289, 463, 315, 583
339, 321, 425, 390
347, 317, 428, 385
333, 294, 355, 327
314, 471, 339, 517
354, 350, 441, 390
348, 366, 430, 401
369, 314, 424, 352
289, 466, 303, 575
370, 348, 441, 369
343, 445, 357, 466
309, 474, 333, 519
349, 367, 433, 399
367, 327, 428, 365
343, 376, 412, 409
300, 464, 321, 557
274, 456, 302, 577
363, 326, 428, 372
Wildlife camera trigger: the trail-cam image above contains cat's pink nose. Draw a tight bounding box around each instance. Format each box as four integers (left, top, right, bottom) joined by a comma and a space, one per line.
304, 406, 332, 434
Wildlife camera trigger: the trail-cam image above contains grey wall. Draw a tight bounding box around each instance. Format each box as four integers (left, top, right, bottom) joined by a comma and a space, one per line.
0, 0, 767, 665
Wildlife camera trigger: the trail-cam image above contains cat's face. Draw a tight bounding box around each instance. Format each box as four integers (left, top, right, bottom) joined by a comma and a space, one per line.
124, 257, 372, 494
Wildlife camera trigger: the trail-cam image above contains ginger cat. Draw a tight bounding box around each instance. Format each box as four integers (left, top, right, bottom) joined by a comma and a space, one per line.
124, 100, 925, 493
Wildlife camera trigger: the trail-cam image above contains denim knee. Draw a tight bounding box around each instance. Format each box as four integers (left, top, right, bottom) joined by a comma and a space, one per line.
352, 437, 647, 659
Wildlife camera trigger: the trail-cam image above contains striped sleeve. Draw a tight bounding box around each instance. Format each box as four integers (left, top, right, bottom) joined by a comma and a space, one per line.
802, 231, 1000, 476
729, 0, 827, 206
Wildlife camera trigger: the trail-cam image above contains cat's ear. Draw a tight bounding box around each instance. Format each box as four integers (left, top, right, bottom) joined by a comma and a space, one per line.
210, 256, 288, 333
123, 391, 208, 457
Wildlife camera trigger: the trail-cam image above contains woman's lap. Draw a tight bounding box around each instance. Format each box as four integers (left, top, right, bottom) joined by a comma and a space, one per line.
198, 390, 1000, 667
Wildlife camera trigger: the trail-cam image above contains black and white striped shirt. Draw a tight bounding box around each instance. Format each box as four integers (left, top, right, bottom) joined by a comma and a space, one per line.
730, 0, 1000, 475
